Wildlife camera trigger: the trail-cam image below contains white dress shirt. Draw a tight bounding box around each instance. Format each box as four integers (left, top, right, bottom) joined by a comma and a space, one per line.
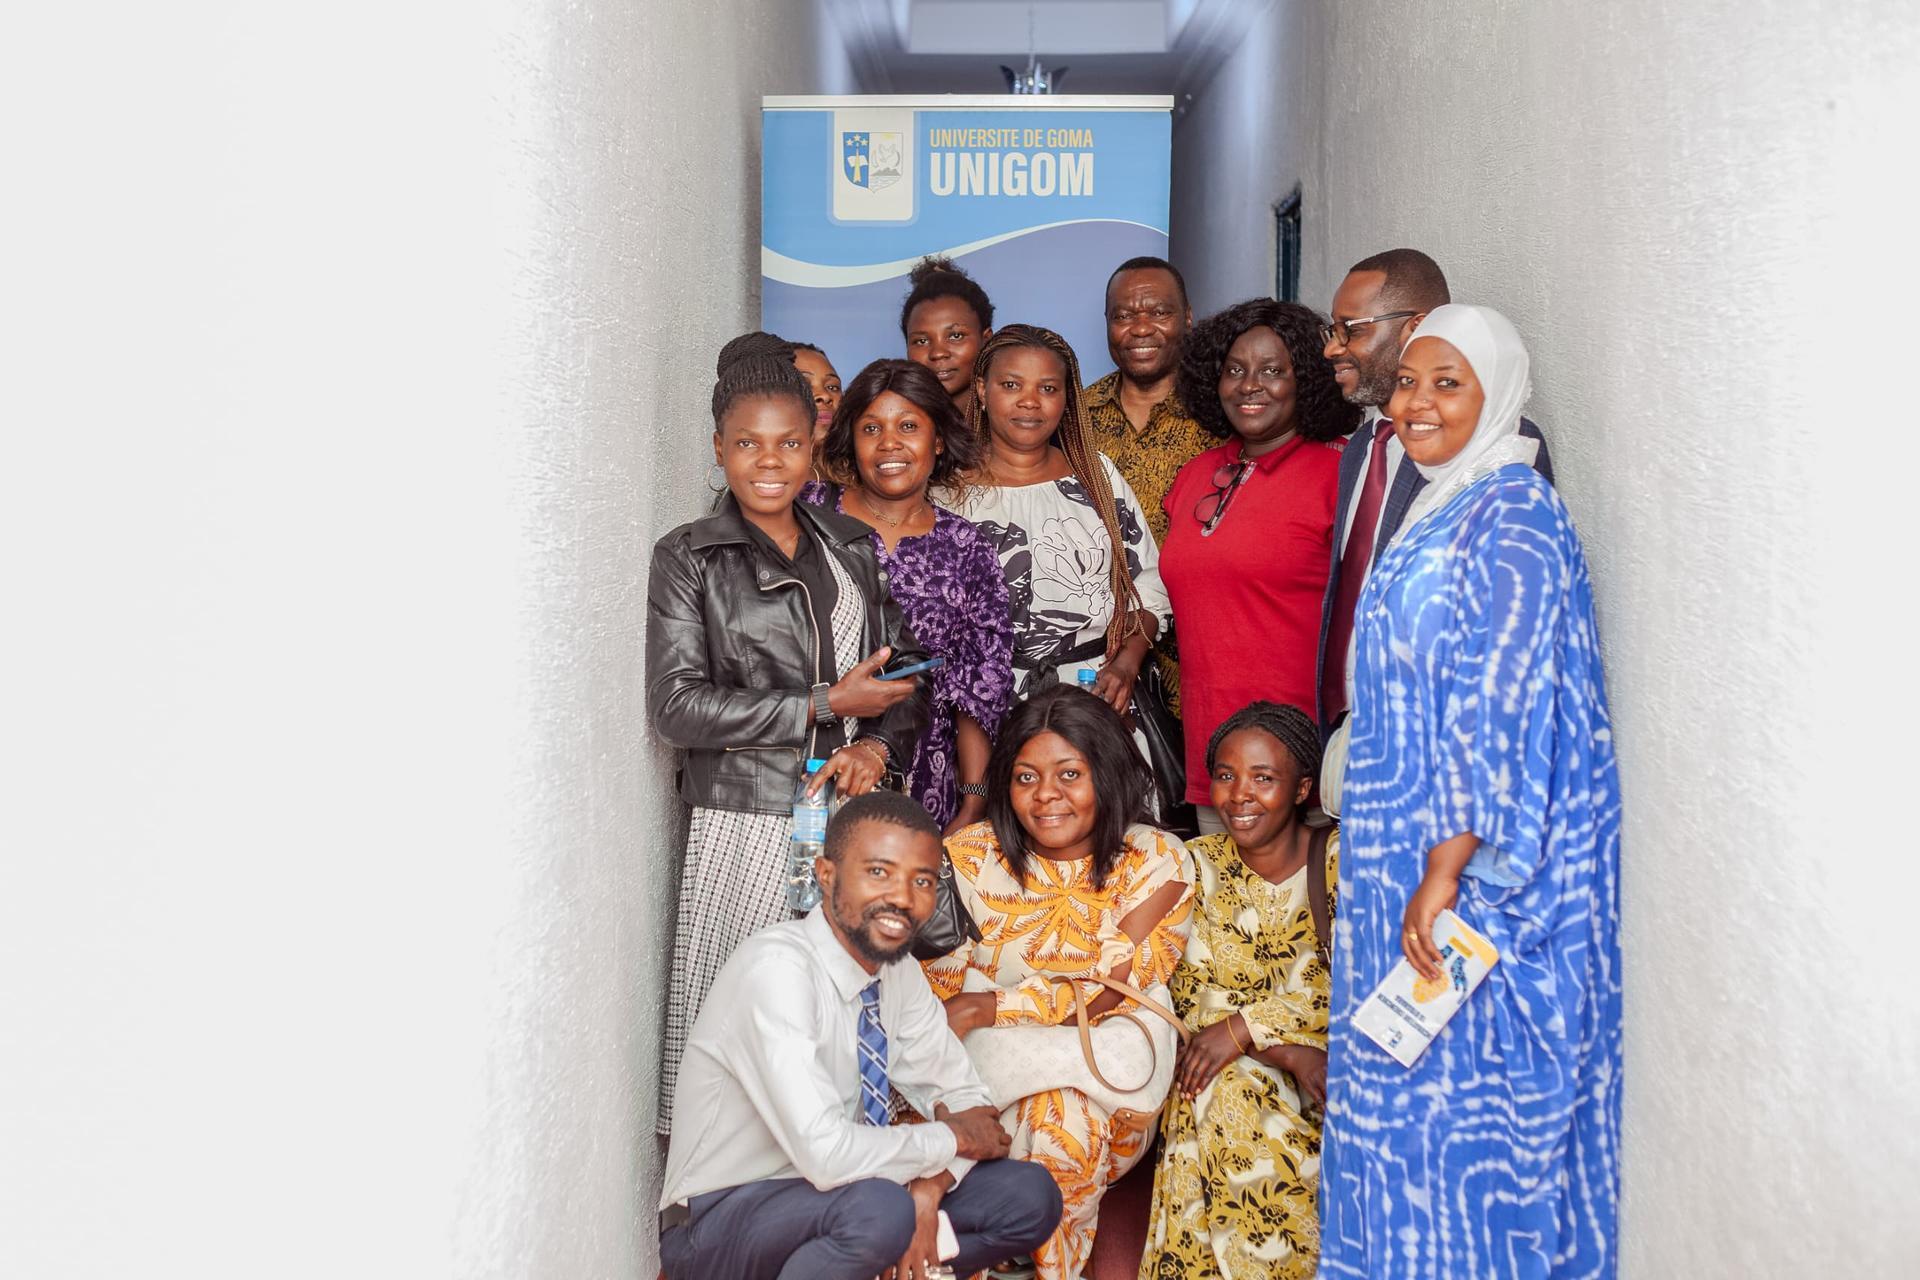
660, 907, 996, 1210
1339, 408, 1404, 707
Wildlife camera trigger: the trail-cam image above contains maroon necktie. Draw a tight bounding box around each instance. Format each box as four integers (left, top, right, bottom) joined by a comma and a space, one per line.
1321, 420, 1395, 724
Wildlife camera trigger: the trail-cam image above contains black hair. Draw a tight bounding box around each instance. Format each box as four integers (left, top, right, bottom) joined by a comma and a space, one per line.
789, 340, 827, 359
716, 330, 794, 374
824, 789, 942, 863
1347, 248, 1451, 313
711, 330, 814, 428
1205, 701, 1323, 787
1105, 255, 1189, 310
820, 358, 984, 494
899, 255, 994, 338
1178, 298, 1360, 443
985, 685, 1153, 891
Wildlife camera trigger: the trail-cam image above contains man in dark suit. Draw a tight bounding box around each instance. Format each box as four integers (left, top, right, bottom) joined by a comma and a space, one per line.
1314, 249, 1555, 734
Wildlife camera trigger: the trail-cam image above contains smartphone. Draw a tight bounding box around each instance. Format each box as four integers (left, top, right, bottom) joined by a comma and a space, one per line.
876, 655, 947, 682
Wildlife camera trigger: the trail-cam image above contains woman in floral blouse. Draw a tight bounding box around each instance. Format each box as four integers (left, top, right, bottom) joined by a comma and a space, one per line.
938, 325, 1172, 717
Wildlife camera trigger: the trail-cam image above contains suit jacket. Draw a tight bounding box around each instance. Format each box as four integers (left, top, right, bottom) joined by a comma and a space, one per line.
1312, 416, 1555, 728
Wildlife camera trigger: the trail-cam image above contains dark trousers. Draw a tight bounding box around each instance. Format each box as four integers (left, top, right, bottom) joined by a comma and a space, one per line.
659, 1158, 1062, 1280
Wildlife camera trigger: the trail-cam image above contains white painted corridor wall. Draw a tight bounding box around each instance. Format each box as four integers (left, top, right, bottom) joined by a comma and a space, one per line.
5, 2, 847, 1278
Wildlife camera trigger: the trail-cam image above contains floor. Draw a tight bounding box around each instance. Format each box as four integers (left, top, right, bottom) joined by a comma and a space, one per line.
1084, 1152, 1156, 1280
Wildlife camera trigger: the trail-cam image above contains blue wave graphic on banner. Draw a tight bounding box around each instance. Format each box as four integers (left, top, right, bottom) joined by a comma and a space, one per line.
764, 218, 1166, 385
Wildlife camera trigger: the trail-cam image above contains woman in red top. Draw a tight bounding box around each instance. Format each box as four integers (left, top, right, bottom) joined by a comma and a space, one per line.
1161, 300, 1360, 832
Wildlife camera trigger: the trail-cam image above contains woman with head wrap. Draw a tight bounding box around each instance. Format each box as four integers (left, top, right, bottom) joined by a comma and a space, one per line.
1316, 305, 1623, 1278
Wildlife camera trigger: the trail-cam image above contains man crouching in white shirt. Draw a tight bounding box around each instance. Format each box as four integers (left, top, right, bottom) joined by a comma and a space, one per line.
659, 789, 1063, 1280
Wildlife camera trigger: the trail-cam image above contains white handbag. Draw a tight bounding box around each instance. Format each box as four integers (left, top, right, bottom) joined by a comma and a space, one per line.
960, 969, 1190, 1129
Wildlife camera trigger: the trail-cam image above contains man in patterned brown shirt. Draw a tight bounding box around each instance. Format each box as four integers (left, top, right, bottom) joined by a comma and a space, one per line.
1083, 256, 1212, 712
1083, 256, 1213, 546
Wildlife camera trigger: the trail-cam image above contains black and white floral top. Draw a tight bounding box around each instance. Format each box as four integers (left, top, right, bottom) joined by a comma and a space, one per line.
941, 452, 1172, 699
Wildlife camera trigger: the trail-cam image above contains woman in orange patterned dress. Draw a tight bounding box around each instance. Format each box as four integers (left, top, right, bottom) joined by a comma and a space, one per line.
925, 685, 1194, 1280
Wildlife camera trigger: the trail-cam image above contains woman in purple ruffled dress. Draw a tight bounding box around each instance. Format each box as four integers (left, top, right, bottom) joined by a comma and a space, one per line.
804, 359, 1015, 832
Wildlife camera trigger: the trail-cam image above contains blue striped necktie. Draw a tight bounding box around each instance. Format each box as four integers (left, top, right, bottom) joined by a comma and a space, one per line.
856, 980, 890, 1126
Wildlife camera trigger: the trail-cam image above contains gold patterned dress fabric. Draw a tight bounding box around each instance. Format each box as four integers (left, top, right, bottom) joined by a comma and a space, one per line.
1137, 831, 1339, 1280
925, 822, 1195, 1280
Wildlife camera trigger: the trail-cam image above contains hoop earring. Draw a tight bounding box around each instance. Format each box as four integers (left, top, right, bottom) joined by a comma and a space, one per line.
707, 463, 727, 495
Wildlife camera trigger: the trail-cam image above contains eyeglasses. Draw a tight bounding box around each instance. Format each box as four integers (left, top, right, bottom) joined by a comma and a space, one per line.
1318, 311, 1419, 348
1194, 458, 1254, 536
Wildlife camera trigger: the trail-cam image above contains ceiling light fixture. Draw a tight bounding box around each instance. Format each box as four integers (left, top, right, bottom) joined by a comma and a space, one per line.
1000, 4, 1066, 94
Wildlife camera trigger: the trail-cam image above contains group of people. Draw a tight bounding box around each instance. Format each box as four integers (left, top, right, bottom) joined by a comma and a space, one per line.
645, 246, 1624, 1280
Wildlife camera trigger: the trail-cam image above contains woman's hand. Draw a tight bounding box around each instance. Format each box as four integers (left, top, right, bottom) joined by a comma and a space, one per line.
941, 991, 996, 1038
1259, 1043, 1329, 1107
826, 647, 917, 721
942, 792, 988, 838
1402, 870, 1461, 981
813, 739, 888, 797
1090, 651, 1142, 715
1174, 1015, 1247, 1099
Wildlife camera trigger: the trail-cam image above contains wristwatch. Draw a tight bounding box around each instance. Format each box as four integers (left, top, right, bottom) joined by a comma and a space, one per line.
810, 683, 837, 724
957, 782, 987, 798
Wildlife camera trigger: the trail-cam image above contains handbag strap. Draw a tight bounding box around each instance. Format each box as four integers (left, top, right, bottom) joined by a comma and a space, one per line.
1056, 971, 1190, 1097
1306, 825, 1333, 970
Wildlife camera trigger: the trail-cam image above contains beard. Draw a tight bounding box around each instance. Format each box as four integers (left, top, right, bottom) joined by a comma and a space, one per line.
1346, 348, 1399, 408
829, 892, 921, 967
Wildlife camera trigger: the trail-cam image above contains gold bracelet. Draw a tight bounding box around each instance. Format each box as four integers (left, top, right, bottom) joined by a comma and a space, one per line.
1225, 1016, 1250, 1056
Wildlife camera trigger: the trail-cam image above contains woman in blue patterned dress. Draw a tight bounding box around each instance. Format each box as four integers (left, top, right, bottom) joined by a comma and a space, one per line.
1318, 304, 1623, 1279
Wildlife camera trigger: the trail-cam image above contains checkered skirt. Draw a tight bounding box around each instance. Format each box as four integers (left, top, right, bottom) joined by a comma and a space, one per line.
657, 532, 866, 1129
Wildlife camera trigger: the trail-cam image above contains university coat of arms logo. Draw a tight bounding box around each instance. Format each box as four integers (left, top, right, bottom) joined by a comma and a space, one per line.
841, 131, 903, 192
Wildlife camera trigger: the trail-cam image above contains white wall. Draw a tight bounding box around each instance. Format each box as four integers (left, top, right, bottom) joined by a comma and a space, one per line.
1168, 0, 1298, 313
3, 2, 839, 1277
1174, 0, 1920, 1271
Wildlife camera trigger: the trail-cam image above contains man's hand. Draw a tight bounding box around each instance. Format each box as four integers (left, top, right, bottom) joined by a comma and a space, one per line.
941, 991, 996, 1038
934, 1100, 1010, 1162
883, 1173, 953, 1280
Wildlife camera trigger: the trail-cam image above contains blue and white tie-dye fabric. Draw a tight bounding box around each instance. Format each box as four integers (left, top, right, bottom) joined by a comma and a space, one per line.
1318, 464, 1623, 1280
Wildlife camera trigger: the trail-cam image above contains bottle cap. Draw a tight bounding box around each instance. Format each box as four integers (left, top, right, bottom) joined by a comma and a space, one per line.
806, 757, 826, 772
1076, 668, 1098, 687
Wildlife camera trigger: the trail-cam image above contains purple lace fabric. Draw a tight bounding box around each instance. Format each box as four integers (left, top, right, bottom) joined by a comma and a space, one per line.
803, 485, 1015, 825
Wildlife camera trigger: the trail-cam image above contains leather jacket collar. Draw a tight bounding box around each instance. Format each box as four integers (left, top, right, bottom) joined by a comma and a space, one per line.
689, 492, 872, 553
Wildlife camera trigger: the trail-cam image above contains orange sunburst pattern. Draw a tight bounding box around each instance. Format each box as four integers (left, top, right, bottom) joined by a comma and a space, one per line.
923, 822, 1194, 1280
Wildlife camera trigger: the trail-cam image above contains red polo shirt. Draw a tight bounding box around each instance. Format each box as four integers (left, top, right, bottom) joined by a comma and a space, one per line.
1159, 435, 1345, 804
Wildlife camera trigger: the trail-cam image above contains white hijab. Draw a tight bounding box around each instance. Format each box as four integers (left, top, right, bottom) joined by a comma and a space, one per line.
1395, 303, 1539, 537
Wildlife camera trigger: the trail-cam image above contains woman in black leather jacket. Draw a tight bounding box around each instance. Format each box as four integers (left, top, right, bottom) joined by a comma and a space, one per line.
648, 335, 931, 1123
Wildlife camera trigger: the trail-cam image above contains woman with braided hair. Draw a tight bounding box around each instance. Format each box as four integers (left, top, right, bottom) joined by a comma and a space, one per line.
939, 324, 1172, 726
646, 335, 931, 1124
1139, 700, 1338, 1280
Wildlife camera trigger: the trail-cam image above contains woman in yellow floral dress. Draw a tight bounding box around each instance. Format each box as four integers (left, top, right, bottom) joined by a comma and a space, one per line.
1139, 701, 1336, 1280
925, 685, 1194, 1280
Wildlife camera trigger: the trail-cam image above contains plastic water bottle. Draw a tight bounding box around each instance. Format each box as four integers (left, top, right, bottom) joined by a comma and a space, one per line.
789, 757, 831, 912
1076, 667, 1099, 693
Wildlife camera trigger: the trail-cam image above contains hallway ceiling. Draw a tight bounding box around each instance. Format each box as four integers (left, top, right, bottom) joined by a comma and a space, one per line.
824, 0, 1263, 97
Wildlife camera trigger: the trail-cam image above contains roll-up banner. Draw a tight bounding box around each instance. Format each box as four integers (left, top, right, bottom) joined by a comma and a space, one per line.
761, 95, 1174, 384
